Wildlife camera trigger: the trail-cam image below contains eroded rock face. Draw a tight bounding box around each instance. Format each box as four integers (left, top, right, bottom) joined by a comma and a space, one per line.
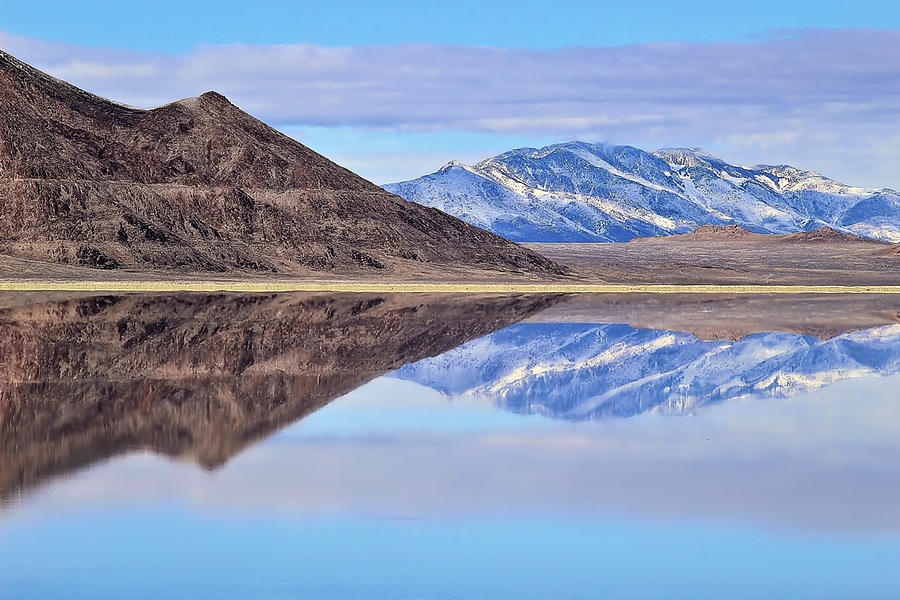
0, 291, 560, 501
0, 50, 562, 277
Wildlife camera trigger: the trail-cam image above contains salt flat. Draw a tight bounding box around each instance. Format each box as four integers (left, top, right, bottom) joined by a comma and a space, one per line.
2, 279, 900, 294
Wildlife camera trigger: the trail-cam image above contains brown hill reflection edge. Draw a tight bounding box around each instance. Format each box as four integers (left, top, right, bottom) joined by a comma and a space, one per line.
527, 293, 900, 341
0, 291, 560, 504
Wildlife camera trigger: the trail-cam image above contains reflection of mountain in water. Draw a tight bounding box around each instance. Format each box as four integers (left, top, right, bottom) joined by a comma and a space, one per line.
395, 322, 900, 419
0, 292, 557, 500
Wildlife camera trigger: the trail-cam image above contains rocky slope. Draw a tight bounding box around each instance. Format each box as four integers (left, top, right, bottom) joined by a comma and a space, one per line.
385, 142, 900, 243
0, 50, 561, 278
0, 291, 559, 500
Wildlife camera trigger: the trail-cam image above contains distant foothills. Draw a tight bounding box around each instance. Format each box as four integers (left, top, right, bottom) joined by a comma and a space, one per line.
385, 142, 900, 243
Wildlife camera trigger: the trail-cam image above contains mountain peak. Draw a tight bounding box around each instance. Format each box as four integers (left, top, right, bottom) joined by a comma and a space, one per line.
166, 91, 232, 109
199, 90, 229, 103
439, 160, 468, 172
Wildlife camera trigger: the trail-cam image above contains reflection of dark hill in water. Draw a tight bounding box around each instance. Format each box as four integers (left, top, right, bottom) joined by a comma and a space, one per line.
0, 292, 558, 501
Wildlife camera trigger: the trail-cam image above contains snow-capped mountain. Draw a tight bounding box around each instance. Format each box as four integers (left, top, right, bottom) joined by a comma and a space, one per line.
384, 142, 900, 242
393, 322, 900, 420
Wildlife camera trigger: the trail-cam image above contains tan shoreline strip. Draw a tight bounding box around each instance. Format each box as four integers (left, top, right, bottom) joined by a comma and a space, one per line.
2, 281, 900, 294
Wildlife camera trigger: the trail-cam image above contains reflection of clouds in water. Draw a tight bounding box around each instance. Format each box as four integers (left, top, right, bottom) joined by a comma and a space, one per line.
8, 374, 900, 533
275, 378, 559, 438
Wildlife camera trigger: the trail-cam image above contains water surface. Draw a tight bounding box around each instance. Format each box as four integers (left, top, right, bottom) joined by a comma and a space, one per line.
1, 292, 899, 598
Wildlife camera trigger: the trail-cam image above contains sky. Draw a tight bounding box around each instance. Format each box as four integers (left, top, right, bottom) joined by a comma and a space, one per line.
2, 1, 899, 186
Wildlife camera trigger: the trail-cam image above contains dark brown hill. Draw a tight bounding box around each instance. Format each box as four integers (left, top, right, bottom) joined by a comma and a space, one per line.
778, 226, 872, 244
629, 224, 757, 243
0, 50, 562, 277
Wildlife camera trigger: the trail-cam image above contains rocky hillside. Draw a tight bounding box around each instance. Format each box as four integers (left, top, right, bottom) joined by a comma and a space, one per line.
386, 142, 900, 243
0, 50, 561, 278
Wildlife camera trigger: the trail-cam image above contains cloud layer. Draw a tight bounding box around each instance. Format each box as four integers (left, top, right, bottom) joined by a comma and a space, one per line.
2, 29, 899, 186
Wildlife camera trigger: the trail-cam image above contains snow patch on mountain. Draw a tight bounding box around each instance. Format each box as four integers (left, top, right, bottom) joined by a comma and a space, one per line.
385, 142, 900, 242
393, 323, 900, 420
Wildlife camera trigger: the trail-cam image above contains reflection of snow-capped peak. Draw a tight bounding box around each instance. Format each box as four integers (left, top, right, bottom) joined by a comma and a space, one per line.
393, 323, 900, 421
385, 141, 900, 243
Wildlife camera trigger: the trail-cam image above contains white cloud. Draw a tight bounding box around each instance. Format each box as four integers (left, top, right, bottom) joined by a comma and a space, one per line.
2, 29, 899, 187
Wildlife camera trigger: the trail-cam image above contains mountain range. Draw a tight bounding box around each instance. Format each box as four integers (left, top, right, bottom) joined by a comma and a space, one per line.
395, 321, 900, 420
385, 142, 900, 243
0, 50, 559, 278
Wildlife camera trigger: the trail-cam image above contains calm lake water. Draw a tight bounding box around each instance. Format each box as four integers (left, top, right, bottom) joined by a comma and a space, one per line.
1, 292, 899, 599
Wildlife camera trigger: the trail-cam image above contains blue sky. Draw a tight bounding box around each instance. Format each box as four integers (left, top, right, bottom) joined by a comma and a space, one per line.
5, 0, 900, 50
2, 1, 899, 186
